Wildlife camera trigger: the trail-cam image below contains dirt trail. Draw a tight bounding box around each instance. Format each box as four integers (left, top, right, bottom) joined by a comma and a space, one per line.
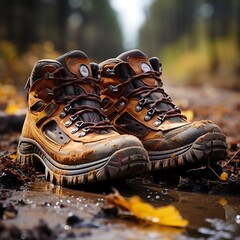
0, 84, 240, 239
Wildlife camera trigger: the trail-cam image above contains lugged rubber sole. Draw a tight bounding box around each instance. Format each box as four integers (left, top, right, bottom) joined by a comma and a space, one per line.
16, 138, 149, 186
147, 132, 228, 171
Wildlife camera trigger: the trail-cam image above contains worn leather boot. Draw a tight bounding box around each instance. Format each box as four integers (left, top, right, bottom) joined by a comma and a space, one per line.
17, 50, 149, 185
99, 49, 227, 171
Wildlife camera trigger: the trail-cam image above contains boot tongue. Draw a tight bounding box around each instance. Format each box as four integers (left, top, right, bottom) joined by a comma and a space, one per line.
56, 50, 101, 123
117, 49, 172, 111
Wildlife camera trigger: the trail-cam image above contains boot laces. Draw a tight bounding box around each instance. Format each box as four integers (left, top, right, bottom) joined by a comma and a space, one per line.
109, 70, 186, 126
46, 68, 114, 137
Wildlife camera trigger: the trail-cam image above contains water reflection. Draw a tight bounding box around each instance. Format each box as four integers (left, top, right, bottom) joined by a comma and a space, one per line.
26, 179, 240, 239
219, 198, 240, 225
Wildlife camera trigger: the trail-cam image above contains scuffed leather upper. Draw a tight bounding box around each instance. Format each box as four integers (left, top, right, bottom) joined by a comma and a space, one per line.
99, 49, 223, 151
21, 50, 144, 164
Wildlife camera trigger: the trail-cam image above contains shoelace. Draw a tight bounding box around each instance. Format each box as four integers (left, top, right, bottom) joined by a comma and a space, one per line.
45, 68, 114, 137
107, 70, 186, 126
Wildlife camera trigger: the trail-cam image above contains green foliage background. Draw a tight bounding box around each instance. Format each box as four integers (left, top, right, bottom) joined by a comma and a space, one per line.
0, 0, 239, 89
139, 0, 239, 88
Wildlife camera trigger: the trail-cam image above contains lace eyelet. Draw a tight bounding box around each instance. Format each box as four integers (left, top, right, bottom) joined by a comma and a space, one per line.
136, 98, 148, 112
78, 127, 90, 137
148, 109, 155, 115
139, 98, 147, 106
60, 105, 72, 119
71, 121, 84, 134
64, 105, 72, 112
83, 127, 90, 132
60, 111, 67, 119
174, 106, 180, 111
44, 72, 54, 79
106, 68, 115, 75
144, 115, 151, 121
78, 132, 86, 137
154, 114, 165, 126
65, 120, 73, 127
166, 96, 172, 101
65, 115, 78, 127
119, 101, 125, 107
70, 115, 78, 121
71, 127, 79, 134
46, 88, 54, 96
144, 108, 156, 121
108, 85, 119, 92
154, 120, 161, 127
76, 121, 83, 128
135, 105, 143, 112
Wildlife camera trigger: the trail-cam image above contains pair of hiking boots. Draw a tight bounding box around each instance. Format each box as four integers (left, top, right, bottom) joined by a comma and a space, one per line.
16, 49, 227, 186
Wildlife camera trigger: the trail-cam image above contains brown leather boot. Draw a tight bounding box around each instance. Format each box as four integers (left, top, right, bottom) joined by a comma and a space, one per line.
17, 50, 149, 185
99, 49, 227, 171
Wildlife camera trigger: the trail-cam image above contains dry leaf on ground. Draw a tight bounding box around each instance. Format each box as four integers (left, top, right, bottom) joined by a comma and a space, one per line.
107, 189, 188, 228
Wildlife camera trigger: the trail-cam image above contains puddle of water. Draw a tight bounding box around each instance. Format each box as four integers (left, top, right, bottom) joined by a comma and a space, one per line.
4, 179, 240, 239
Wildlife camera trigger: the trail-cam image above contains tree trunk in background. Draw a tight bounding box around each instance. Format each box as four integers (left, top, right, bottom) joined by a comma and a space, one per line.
4, 0, 37, 53
233, 0, 240, 55
233, 0, 240, 77
207, 0, 219, 73
56, 0, 69, 51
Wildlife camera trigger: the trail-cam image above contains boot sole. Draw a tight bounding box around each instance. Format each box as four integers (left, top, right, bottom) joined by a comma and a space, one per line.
16, 137, 149, 186
147, 132, 228, 171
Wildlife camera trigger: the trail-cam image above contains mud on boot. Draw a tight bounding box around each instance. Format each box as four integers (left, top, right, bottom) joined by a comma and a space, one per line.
98, 49, 228, 171
17, 50, 149, 186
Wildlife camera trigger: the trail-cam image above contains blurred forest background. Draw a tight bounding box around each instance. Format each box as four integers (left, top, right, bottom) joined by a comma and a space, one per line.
0, 0, 239, 90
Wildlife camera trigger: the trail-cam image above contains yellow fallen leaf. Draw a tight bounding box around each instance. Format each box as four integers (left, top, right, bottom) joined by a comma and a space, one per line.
9, 154, 17, 160
5, 103, 20, 114
0, 84, 17, 100
219, 172, 229, 181
107, 190, 188, 228
5, 97, 26, 115
218, 198, 227, 207
181, 110, 194, 121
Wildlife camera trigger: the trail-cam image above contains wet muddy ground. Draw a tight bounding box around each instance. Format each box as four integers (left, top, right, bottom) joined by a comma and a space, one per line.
0, 85, 240, 240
